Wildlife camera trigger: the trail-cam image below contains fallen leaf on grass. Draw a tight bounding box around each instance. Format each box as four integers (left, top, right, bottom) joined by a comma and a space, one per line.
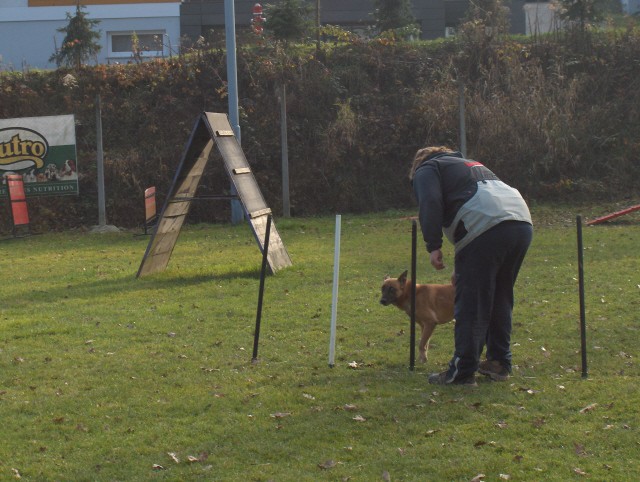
167, 452, 179, 464
470, 474, 485, 482
187, 452, 208, 463
152, 464, 165, 470
353, 415, 366, 422
573, 467, 588, 476
11, 468, 21, 479
348, 361, 360, 369
574, 443, 587, 456
499, 475, 511, 480
518, 387, 540, 395
318, 460, 337, 470
532, 418, 546, 428
270, 412, 291, 419
580, 403, 598, 413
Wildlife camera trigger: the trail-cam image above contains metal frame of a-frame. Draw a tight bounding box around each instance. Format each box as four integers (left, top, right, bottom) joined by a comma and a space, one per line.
136, 112, 292, 278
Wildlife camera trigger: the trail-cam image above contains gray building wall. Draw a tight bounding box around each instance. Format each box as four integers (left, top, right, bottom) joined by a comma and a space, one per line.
179, 0, 528, 43
180, 0, 451, 41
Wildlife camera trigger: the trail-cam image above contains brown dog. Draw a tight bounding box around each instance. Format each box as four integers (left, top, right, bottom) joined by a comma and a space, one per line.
380, 270, 454, 363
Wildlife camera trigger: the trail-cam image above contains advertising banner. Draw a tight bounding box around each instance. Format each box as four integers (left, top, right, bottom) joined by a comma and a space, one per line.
0, 114, 78, 197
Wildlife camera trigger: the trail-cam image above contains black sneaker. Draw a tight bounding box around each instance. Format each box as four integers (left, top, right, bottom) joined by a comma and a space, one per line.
478, 360, 510, 381
428, 370, 478, 387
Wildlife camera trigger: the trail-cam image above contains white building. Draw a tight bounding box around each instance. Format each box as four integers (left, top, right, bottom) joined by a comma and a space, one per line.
0, 0, 180, 71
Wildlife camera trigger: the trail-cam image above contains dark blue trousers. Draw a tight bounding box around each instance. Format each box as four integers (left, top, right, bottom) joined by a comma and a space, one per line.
447, 221, 533, 380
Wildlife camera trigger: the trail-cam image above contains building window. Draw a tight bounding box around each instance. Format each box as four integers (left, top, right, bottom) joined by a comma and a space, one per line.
108, 31, 167, 59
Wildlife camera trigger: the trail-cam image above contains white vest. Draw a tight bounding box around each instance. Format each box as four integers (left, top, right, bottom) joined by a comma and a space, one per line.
443, 180, 532, 253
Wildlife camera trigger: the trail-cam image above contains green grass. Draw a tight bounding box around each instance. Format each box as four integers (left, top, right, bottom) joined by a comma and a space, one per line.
1, 204, 639, 481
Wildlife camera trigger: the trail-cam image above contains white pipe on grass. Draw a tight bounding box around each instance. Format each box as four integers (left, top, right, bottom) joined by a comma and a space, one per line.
329, 214, 341, 367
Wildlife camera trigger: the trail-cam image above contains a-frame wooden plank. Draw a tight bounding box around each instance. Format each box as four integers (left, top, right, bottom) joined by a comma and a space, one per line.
137, 112, 292, 277
202, 113, 292, 273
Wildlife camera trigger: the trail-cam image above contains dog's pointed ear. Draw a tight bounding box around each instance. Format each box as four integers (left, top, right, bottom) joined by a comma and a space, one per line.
398, 270, 408, 285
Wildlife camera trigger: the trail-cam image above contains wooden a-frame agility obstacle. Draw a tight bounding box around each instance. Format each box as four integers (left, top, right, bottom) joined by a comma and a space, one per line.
137, 112, 292, 277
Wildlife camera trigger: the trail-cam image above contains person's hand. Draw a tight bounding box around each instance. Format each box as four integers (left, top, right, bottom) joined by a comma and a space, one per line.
430, 249, 445, 270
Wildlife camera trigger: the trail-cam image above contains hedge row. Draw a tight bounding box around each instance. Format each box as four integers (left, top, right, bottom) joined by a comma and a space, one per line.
1, 30, 639, 231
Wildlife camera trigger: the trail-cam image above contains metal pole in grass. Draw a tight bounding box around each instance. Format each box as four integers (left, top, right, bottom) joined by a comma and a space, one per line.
329, 214, 341, 368
576, 215, 588, 378
410, 221, 417, 370
252, 214, 272, 363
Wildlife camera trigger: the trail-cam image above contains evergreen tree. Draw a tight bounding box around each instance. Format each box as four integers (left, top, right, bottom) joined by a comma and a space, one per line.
373, 0, 416, 33
50, 3, 101, 69
264, 0, 313, 45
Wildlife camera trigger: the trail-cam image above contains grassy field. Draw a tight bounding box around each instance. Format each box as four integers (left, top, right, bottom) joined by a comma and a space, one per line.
1, 203, 638, 481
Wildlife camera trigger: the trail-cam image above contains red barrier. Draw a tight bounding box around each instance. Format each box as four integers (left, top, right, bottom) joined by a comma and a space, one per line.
7, 174, 30, 231
586, 204, 640, 225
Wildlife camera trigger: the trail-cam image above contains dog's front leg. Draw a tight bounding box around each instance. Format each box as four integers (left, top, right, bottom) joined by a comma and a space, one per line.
418, 322, 436, 363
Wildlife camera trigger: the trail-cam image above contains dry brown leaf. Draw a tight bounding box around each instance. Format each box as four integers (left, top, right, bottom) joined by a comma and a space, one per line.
470, 474, 485, 482
188, 452, 208, 463
11, 468, 21, 479
348, 361, 360, 369
532, 418, 546, 428
580, 403, 598, 413
573, 467, 588, 476
353, 415, 366, 422
167, 452, 179, 464
574, 443, 587, 456
152, 464, 165, 470
318, 459, 337, 470
499, 474, 511, 480
270, 412, 291, 419
343, 404, 358, 411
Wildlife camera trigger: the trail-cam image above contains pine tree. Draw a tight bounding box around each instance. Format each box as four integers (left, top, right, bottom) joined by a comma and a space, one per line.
373, 0, 416, 33
49, 3, 101, 69
264, 0, 313, 45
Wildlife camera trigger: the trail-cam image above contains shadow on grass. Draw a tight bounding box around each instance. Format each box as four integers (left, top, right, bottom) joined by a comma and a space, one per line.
5, 266, 266, 309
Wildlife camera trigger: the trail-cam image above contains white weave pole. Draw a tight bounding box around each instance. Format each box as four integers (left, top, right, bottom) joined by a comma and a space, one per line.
328, 214, 341, 368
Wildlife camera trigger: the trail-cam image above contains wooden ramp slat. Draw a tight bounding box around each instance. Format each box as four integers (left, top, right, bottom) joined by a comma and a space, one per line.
137, 112, 292, 277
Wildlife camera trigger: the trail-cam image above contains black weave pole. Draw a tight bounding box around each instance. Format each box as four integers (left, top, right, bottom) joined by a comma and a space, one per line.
252, 214, 272, 363
576, 215, 588, 378
410, 220, 417, 371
